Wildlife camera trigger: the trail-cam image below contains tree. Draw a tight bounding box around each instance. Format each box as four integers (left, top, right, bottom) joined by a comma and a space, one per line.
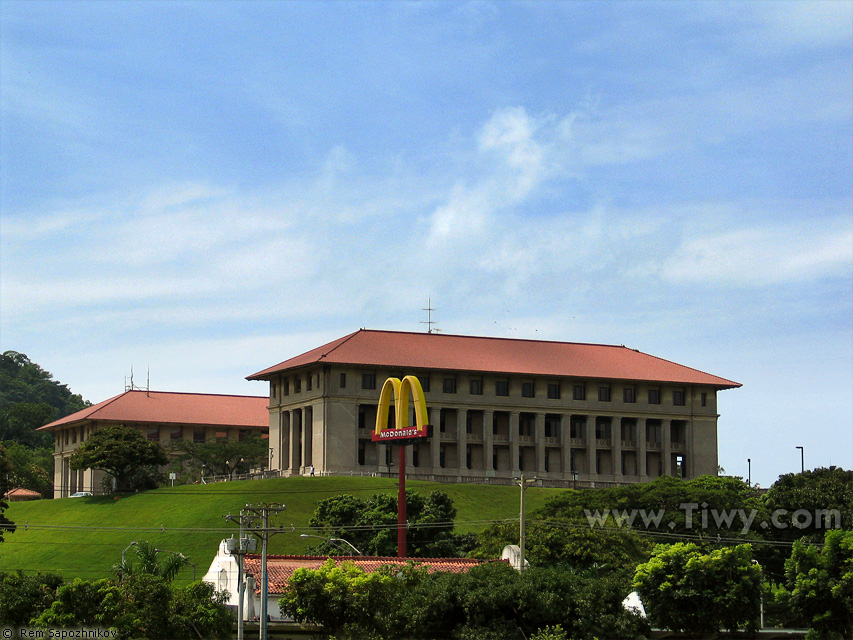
2, 440, 53, 496
763, 467, 853, 537
113, 541, 193, 583
778, 529, 853, 639
0, 444, 15, 541
0, 571, 63, 626
174, 433, 268, 477
633, 542, 763, 634
307, 490, 473, 557
69, 425, 168, 492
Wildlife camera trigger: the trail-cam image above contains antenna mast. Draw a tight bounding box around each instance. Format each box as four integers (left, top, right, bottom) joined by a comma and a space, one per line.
420, 298, 438, 334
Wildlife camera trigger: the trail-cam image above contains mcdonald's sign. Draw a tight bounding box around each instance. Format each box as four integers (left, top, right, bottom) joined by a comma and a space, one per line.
372, 375, 430, 443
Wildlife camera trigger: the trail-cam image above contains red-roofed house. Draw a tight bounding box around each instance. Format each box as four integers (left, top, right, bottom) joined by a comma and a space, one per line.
38, 390, 269, 498
248, 329, 740, 486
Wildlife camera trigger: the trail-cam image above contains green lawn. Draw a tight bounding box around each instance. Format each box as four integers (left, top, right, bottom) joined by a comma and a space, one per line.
1, 476, 560, 585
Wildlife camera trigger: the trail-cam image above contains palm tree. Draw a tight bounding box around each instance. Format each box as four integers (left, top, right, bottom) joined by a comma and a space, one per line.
113, 540, 190, 582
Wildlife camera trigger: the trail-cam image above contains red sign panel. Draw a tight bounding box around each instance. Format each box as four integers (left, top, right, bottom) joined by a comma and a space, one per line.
371, 426, 429, 443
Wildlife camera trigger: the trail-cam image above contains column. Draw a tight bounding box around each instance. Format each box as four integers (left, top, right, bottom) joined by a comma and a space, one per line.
560, 415, 571, 479
535, 413, 546, 475
484, 410, 495, 475
279, 412, 289, 473
638, 418, 648, 479
429, 407, 441, 473
458, 408, 468, 472
613, 417, 623, 481
586, 416, 598, 479
685, 421, 693, 478
663, 419, 672, 476
510, 411, 520, 473
301, 407, 311, 472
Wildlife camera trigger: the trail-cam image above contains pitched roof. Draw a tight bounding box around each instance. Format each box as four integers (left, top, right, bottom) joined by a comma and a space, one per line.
4, 487, 42, 499
243, 555, 490, 595
38, 390, 269, 431
248, 329, 740, 388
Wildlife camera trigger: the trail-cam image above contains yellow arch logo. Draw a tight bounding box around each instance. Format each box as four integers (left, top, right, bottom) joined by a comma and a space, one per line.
372, 375, 429, 442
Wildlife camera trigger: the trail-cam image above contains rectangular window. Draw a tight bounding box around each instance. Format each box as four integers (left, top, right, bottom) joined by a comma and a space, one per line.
362, 373, 376, 390
412, 445, 420, 468
294, 377, 301, 393
648, 388, 661, 405
573, 384, 586, 401
443, 377, 457, 394
701, 392, 707, 407
521, 381, 535, 398
170, 428, 183, 441
419, 376, 430, 392
358, 442, 366, 465
340, 373, 347, 388
306, 375, 312, 391
282, 378, 289, 396
193, 429, 206, 444
271, 383, 277, 399
439, 446, 445, 468
624, 386, 636, 403
598, 386, 611, 402
147, 427, 160, 442
469, 378, 483, 395
673, 388, 686, 406
547, 382, 561, 400
71, 429, 77, 444
495, 380, 509, 396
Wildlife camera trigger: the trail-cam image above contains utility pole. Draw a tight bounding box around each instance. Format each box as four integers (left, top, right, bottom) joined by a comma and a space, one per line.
796, 446, 804, 473
514, 474, 536, 572
225, 503, 286, 640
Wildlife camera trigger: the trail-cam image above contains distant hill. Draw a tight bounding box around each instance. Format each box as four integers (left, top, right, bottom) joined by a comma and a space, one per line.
0, 351, 90, 448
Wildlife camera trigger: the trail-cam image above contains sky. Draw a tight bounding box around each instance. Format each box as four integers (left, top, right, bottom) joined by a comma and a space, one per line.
1, 1, 851, 488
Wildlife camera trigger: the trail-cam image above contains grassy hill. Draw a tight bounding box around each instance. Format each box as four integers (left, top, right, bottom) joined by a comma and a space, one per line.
1, 476, 560, 585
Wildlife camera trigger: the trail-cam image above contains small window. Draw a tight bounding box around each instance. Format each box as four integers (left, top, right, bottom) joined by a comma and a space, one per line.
71, 429, 77, 444
282, 378, 289, 396
307, 375, 312, 391
271, 383, 277, 399
147, 427, 160, 442
469, 378, 483, 395
624, 386, 636, 403
521, 381, 535, 398
419, 376, 430, 392
598, 386, 611, 402
648, 388, 661, 405
362, 373, 376, 390
701, 392, 707, 407
239, 429, 251, 442
673, 388, 686, 406
547, 382, 561, 400
193, 429, 206, 444
294, 377, 301, 393
358, 442, 366, 465
170, 428, 183, 441
495, 380, 509, 396
439, 445, 445, 468
443, 377, 457, 394
340, 373, 347, 388
573, 384, 586, 401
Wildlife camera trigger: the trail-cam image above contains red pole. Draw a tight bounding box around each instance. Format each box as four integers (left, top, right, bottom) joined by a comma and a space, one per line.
398, 445, 406, 558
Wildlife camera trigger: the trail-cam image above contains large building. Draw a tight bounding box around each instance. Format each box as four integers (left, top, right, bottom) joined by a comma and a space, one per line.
39, 390, 269, 498
249, 329, 740, 486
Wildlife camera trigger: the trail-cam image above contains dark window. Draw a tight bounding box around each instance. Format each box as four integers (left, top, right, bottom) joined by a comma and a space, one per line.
598, 386, 611, 402
544, 415, 560, 438
340, 373, 347, 388
648, 388, 661, 405
412, 446, 420, 468
147, 427, 160, 442
170, 428, 183, 441
419, 376, 430, 392
466, 413, 473, 433
193, 429, 206, 444
570, 419, 585, 440
239, 429, 251, 442
439, 446, 445, 468
673, 388, 686, 406
701, 392, 707, 407
624, 386, 636, 403
495, 380, 509, 396
573, 384, 586, 401
358, 406, 367, 430
465, 450, 471, 469
271, 383, 277, 399
521, 381, 535, 398
386, 448, 393, 466
294, 377, 301, 393
282, 378, 289, 396
439, 413, 446, 433
362, 373, 376, 390
306, 375, 312, 391
595, 420, 611, 440
547, 382, 561, 399
469, 378, 483, 395
443, 377, 457, 394
358, 442, 365, 465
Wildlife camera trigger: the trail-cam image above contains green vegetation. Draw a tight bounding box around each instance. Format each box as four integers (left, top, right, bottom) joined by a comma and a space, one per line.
174, 433, 269, 477
2, 475, 554, 585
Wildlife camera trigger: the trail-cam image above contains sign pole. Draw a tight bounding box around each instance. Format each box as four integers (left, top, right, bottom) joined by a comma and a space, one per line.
398, 445, 406, 558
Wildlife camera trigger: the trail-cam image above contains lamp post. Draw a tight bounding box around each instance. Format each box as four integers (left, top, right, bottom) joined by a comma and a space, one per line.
747, 458, 751, 486
226, 534, 258, 640
269, 447, 274, 472
513, 474, 536, 572
121, 541, 138, 564
796, 446, 804, 473
155, 548, 196, 581
300, 534, 362, 556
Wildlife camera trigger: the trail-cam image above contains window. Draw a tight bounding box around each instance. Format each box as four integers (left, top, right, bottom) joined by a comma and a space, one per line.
648, 388, 661, 405
598, 386, 611, 402
595, 420, 611, 440
547, 382, 561, 400
362, 373, 376, 390
673, 388, 686, 406
573, 384, 586, 401
701, 392, 707, 407
412, 446, 420, 468
624, 386, 636, 403
147, 427, 160, 442
570, 419, 585, 440
340, 373, 347, 388
521, 381, 535, 398
271, 383, 277, 399
495, 380, 509, 396
71, 429, 77, 444
439, 445, 445, 468
465, 450, 471, 469
193, 429, 206, 444
239, 429, 251, 442
170, 428, 183, 441
545, 415, 560, 438
294, 377, 301, 393
358, 442, 366, 465
443, 377, 457, 394
469, 378, 483, 395
419, 376, 430, 392
358, 406, 367, 430
282, 378, 289, 396
306, 375, 312, 391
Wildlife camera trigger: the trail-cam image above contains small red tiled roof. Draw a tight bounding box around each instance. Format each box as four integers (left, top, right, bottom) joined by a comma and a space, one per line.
4, 487, 41, 499
243, 555, 490, 595
248, 329, 740, 388
38, 390, 269, 431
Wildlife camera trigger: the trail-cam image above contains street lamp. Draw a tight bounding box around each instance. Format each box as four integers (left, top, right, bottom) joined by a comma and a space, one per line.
121, 541, 138, 564
796, 446, 804, 473
747, 458, 751, 486
300, 534, 362, 556
156, 547, 197, 581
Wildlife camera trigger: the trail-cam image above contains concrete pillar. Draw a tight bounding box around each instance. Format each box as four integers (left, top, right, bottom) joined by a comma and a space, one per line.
663, 419, 672, 476
587, 415, 597, 478
638, 418, 648, 480
484, 410, 494, 473
613, 417, 623, 481
458, 408, 468, 471
510, 411, 520, 473
535, 413, 546, 474
290, 410, 301, 473
429, 407, 441, 472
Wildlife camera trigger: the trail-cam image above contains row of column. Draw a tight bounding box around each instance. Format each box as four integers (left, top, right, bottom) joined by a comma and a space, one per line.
278, 406, 313, 474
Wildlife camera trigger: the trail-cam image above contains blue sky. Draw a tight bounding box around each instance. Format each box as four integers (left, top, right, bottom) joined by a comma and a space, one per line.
1, 1, 851, 487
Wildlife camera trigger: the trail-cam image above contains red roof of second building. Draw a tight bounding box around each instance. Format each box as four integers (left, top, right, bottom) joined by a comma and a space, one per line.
248, 329, 740, 388
243, 555, 490, 595
38, 390, 269, 431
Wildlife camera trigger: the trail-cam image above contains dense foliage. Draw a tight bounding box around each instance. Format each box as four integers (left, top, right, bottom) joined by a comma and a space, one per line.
0, 444, 14, 541
69, 424, 168, 492
174, 432, 269, 477
308, 490, 476, 557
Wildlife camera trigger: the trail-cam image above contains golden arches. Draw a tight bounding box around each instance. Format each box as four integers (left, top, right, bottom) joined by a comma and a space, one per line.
374, 375, 429, 435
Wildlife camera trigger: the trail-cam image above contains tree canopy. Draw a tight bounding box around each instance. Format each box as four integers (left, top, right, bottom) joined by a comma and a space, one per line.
69, 425, 168, 492
0, 444, 15, 542
174, 433, 268, 477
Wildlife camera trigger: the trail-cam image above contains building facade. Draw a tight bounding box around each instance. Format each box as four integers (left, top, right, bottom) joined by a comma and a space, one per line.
249, 330, 740, 486
39, 390, 269, 498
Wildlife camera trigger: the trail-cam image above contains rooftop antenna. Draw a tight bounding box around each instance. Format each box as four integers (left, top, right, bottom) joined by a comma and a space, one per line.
420, 298, 440, 334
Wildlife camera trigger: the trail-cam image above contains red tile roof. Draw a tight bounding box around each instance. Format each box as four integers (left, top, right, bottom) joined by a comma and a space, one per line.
4, 487, 42, 500
38, 390, 269, 431
248, 329, 740, 388
243, 555, 491, 595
